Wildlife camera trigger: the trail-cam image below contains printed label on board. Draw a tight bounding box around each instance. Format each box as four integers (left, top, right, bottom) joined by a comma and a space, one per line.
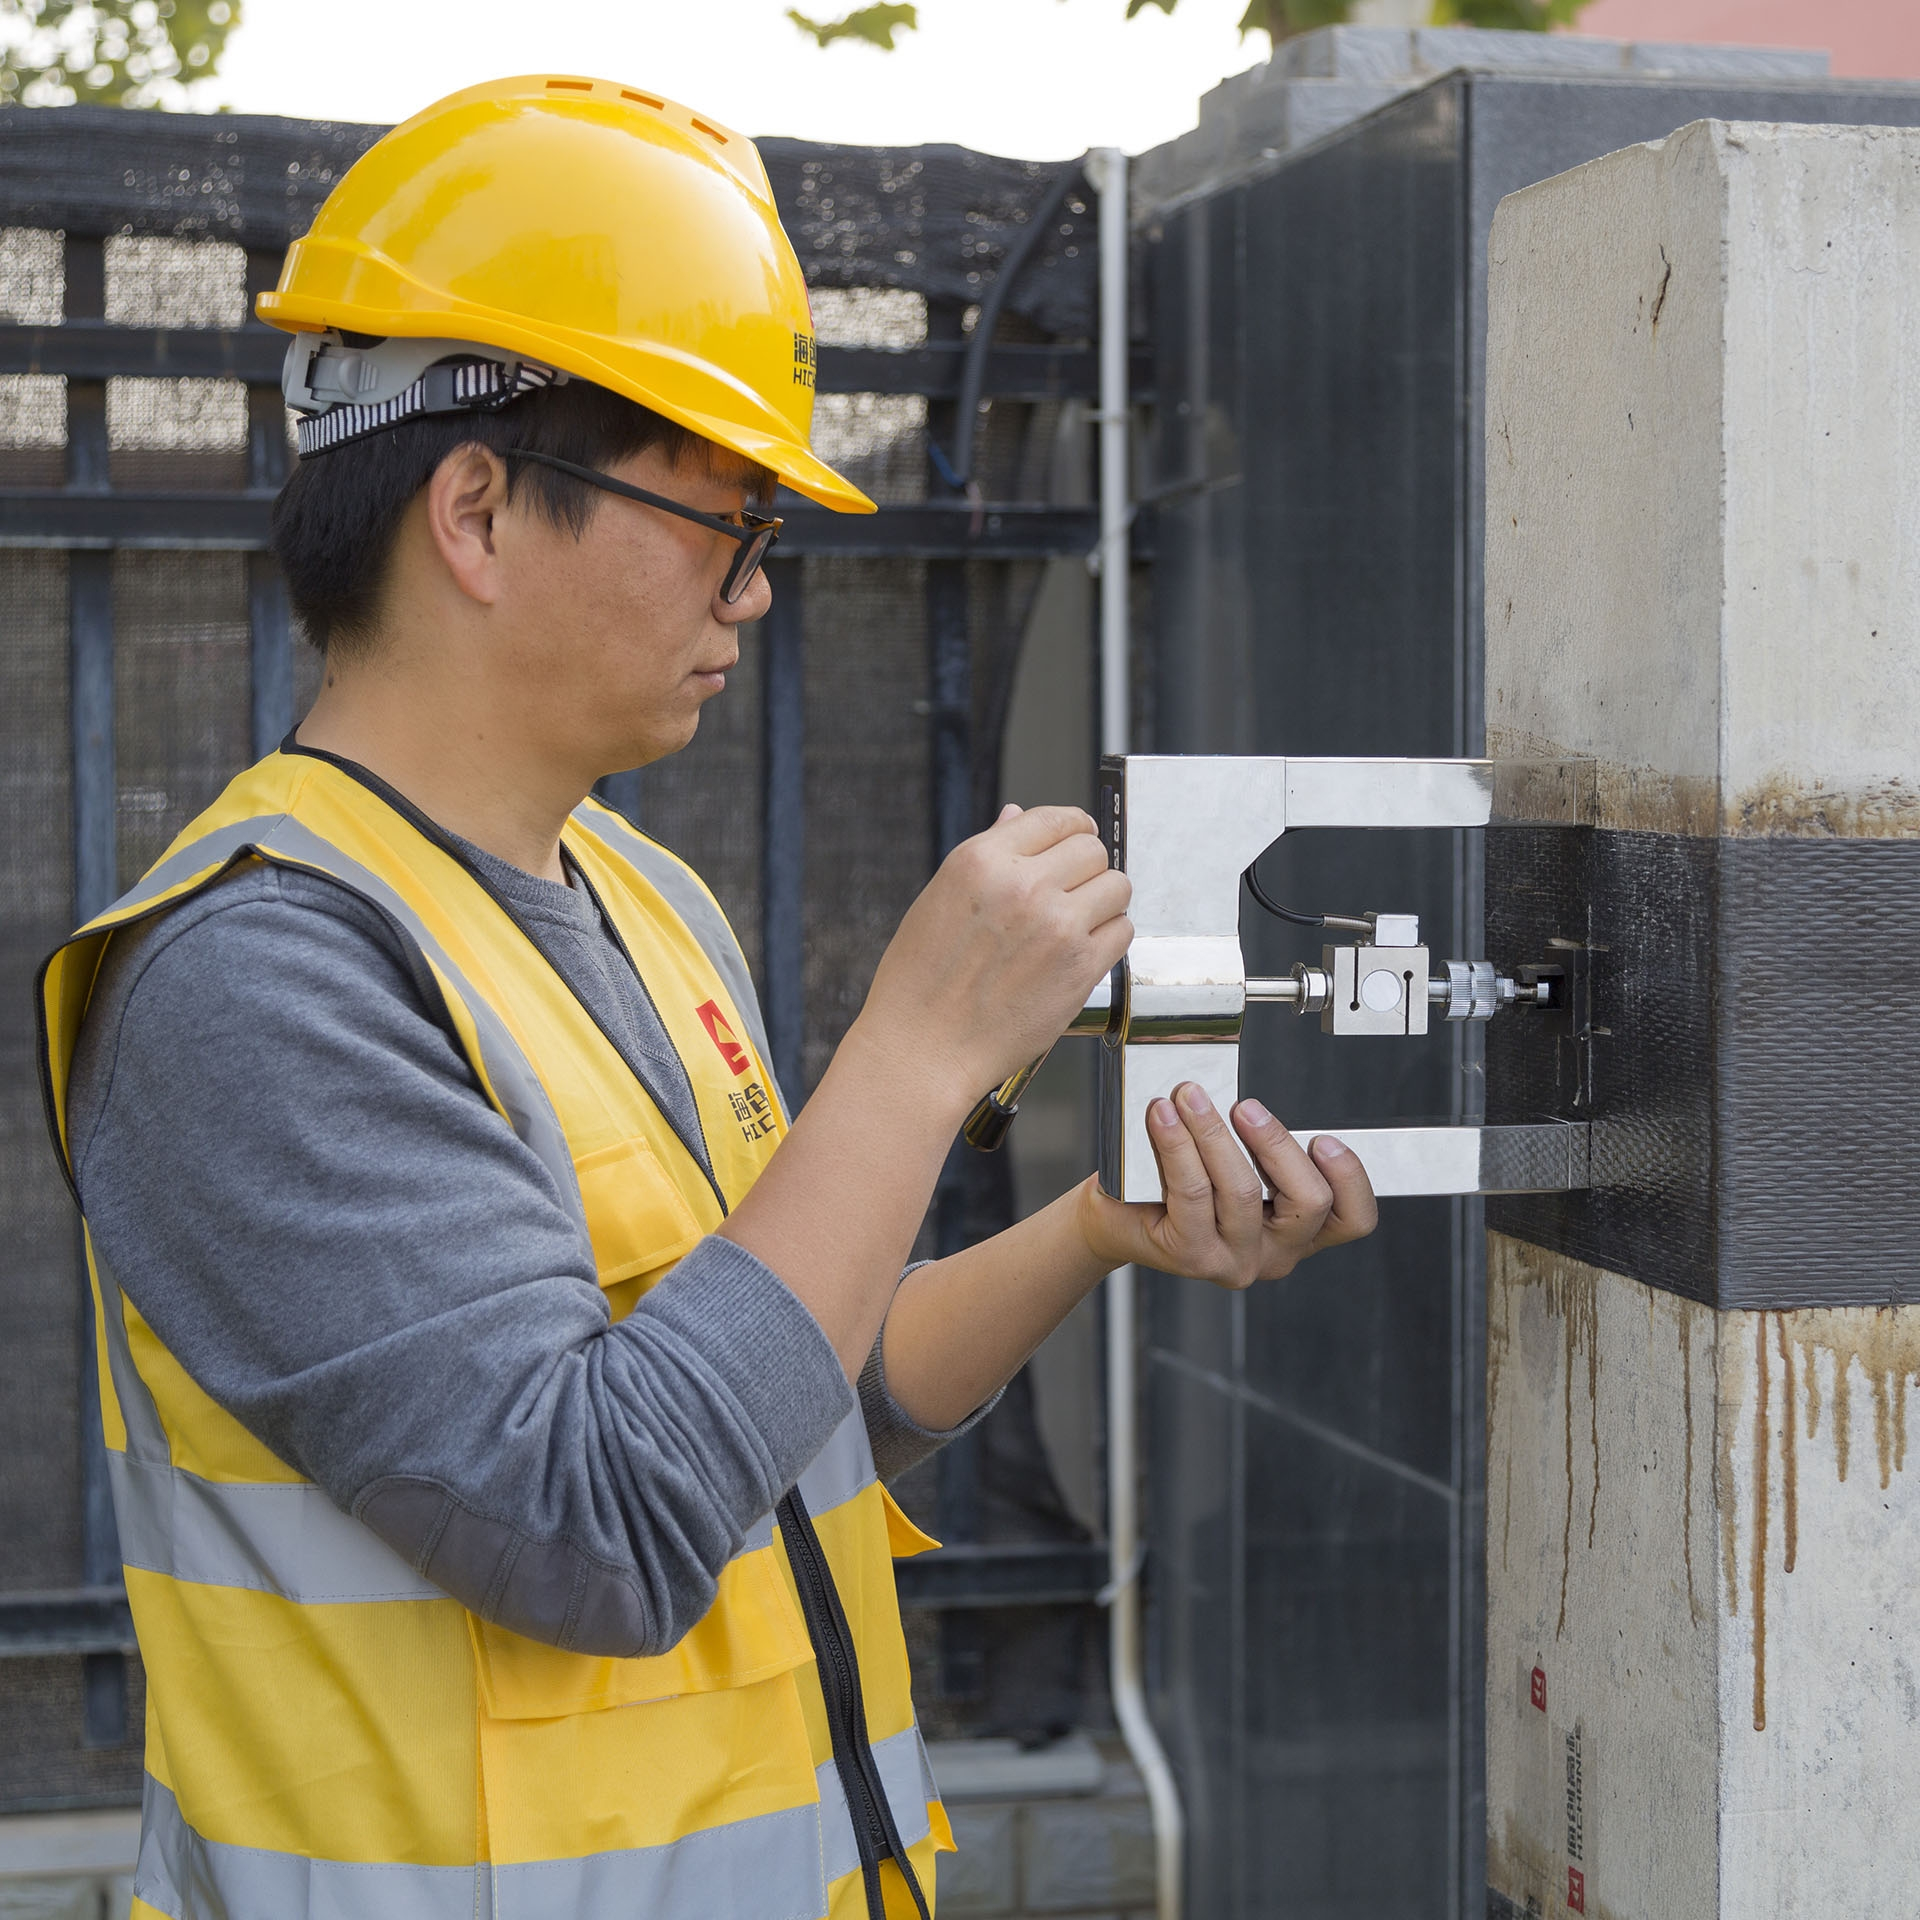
1508, 1656, 1599, 1918
1563, 1721, 1588, 1904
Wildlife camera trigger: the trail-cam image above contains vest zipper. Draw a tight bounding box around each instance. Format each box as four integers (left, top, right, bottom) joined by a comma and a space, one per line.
778, 1486, 932, 1920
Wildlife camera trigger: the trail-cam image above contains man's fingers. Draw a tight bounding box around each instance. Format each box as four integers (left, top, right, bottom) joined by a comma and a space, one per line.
1232, 1101, 1334, 1231
1022, 829, 1113, 896
1171, 1082, 1263, 1237
1145, 1093, 1224, 1244
992, 804, 1099, 856
1305, 1135, 1378, 1246
1072, 869, 1133, 934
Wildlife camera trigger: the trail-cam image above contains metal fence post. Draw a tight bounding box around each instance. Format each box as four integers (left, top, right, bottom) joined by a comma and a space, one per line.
760, 555, 805, 1104
245, 251, 294, 759
63, 230, 126, 1749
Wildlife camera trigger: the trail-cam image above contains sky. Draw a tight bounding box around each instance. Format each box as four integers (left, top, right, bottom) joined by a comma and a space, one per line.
201, 0, 1920, 161
207, 0, 1263, 160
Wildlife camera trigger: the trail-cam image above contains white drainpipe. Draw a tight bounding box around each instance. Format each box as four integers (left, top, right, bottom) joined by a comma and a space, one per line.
1087, 142, 1184, 1920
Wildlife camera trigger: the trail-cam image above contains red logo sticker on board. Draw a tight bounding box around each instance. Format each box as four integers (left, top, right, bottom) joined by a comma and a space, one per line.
1567, 1867, 1585, 1914
695, 1000, 751, 1076
1531, 1666, 1547, 1713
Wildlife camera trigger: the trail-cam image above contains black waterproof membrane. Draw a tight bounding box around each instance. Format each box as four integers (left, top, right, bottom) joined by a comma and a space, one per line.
1487, 824, 1920, 1309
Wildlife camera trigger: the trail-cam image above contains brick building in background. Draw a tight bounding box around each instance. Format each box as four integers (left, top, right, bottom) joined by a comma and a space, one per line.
1571, 0, 1920, 78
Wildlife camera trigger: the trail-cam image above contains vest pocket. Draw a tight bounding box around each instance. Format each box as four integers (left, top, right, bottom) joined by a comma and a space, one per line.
570, 1134, 704, 1292
471, 1543, 814, 1719
881, 1485, 941, 1558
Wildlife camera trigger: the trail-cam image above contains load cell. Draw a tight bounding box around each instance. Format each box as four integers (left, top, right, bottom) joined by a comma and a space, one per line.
964, 754, 1588, 1202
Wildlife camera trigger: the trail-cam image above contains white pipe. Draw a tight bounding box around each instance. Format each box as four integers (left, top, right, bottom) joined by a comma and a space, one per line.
1092, 147, 1131, 766
1088, 142, 1184, 1920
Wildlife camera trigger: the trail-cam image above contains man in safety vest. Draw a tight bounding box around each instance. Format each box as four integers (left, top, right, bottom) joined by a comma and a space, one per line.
38, 76, 1375, 1920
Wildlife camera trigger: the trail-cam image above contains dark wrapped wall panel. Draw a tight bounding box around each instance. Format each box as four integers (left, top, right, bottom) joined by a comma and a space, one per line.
1139, 62, 1920, 1920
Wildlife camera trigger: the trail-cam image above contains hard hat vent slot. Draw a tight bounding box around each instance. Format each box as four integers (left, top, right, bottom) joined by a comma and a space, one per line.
545, 79, 593, 92
691, 117, 728, 144
622, 90, 664, 109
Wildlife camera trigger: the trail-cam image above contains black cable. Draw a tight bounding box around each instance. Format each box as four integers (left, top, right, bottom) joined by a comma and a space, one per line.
932, 158, 1086, 493
1241, 860, 1374, 936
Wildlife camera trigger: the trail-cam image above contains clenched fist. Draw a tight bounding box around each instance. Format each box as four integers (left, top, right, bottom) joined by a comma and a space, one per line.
858, 803, 1131, 1103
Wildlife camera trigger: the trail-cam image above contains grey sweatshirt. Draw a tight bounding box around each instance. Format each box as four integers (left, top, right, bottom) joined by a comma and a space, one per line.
66, 834, 981, 1659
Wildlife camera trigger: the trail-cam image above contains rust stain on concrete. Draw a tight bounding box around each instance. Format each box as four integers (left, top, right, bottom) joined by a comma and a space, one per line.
1585, 1310, 1602, 1553
1832, 1340, 1852, 1484
1731, 771, 1920, 838
1731, 1309, 1920, 1728
1487, 727, 1718, 835
1548, 1259, 1600, 1642
1752, 1313, 1769, 1732
1486, 1234, 1601, 1643
1718, 1323, 1744, 1621
1680, 1308, 1699, 1624
1502, 1451, 1513, 1575
1782, 1310, 1920, 1495
1776, 1315, 1797, 1575
1489, 735, 1920, 839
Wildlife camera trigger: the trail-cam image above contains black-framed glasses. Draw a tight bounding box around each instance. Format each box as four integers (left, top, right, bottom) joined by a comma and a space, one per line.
504, 448, 782, 605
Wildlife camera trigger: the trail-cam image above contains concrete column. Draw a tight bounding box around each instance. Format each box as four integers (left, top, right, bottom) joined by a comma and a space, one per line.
1482, 121, 1920, 1919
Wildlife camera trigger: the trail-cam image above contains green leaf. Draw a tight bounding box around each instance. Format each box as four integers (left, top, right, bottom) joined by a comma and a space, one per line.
1430, 0, 1591, 28
1235, 0, 1356, 42
786, 2, 919, 50
0, 0, 242, 109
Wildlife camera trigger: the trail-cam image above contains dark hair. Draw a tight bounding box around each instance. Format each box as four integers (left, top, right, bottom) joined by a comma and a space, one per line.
270, 375, 774, 657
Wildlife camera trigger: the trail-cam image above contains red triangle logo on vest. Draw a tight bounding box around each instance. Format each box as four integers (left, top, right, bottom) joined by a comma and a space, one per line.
695, 999, 752, 1076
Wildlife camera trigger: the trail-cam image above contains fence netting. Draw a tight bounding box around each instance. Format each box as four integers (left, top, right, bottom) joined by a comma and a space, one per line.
0, 106, 1103, 1806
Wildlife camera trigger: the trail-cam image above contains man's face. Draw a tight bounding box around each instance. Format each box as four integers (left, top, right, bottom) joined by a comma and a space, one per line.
490, 441, 773, 777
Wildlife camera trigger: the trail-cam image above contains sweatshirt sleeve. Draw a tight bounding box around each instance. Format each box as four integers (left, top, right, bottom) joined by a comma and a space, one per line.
66, 861, 853, 1659
858, 1265, 1004, 1483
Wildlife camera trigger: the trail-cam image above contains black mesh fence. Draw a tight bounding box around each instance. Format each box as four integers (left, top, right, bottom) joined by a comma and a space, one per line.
0, 105, 1110, 1804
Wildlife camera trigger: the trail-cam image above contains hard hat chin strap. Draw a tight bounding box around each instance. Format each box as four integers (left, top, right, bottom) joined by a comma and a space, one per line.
284, 331, 570, 458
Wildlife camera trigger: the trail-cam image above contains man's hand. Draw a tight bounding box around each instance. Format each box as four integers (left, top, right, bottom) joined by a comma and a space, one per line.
1077, 1081, 1377, 1287
857, 803, 1131, 1102
721, 802, 1128, 1380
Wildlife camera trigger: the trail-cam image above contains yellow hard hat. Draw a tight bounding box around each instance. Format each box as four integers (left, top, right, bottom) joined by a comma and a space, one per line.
257, 74, 873, 514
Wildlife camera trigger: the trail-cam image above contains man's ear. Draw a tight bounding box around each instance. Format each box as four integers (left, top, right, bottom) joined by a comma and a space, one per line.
423, 443, 512, 607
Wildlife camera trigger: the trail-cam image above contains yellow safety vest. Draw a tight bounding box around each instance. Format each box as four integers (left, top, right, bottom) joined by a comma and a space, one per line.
38, 746, 954, 1920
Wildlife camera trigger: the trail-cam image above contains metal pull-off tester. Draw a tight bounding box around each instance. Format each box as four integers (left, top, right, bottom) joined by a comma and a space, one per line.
965, 755, 1592, 1202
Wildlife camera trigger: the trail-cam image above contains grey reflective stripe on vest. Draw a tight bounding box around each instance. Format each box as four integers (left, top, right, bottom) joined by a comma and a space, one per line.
569, 804, 789, 1118
93, 1360, 873, 1609
95, 1236, 446, 1606
814, 1720, 937, 1890
792, 1406, 877, 1521
109, 1452, 443, 1605
101, 814, 586, 1238
93, 1204, 867, 1615
132, 1723, 936, 1920
703, 1406, 872, 1560
134, 1773, 484, 1920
